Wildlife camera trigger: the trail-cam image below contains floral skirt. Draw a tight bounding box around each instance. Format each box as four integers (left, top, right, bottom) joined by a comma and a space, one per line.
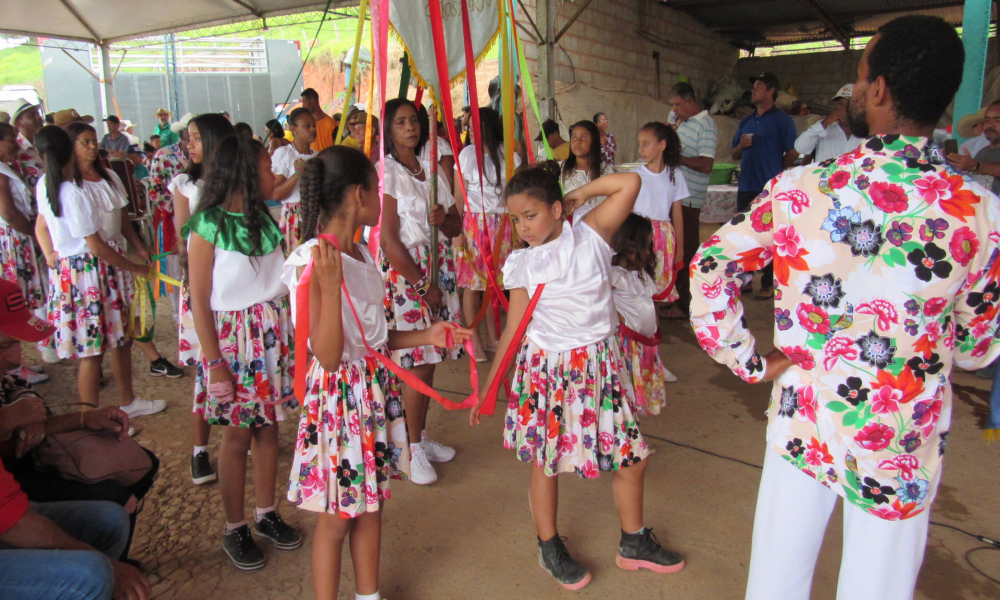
380, 242, 463, 368
193, 297, 298, 427
177, 285, 201, 366
280, 202, 301, 252
504, 335, 648, 478
456, 212, 514, 291
652, 219, 678, 302
45, 248, 134, 359
619, 335, 665, 416
0, 225, 44, 311
287, 353, 410, 518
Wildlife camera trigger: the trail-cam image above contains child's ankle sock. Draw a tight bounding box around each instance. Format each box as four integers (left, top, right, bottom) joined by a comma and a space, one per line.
624, 527, 645, 536
356, 592, 380, 600
224, 520, 247, 533
193, 445, 208, 457
255, 505, 276, 522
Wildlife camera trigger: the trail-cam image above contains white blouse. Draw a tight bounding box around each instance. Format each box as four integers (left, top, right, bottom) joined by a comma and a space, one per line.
283, 239, 388, 363
611, 266, 658, 338
271, 145, 316, 205
0, 163, 32, 224
633, 164, 689, 222
503, 219, 617, 353
380, 157, 456, 249
186, 233, 288, 311
418, 136, 453, 163
458, 144, 520, 214
168, 173, 201, 212
81, 172, 129, 246
37, 181, 101, 258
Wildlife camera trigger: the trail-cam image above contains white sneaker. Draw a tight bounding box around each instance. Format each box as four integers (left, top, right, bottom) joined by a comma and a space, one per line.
7, 367, 49, 385
662, 367, 678, 383
121, 397, 167, 418
421, 431, 456, 463
408, 443, 438, 485
39, 344, 62, 364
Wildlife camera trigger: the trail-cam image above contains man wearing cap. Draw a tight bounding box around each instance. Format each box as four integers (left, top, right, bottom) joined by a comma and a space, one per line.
99, 116, 130, 160
534, 119, 570, 163
948, 100, 1000, 197
0, 278, 151, 600
3, 99, 45, 196
51, 109, 94, 130
152, 108, 178, 148
794, 84, 864, 164
731, 72, 799, 300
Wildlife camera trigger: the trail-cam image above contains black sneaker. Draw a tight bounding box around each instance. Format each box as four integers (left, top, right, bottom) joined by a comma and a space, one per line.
254, 511, 302, 551
150, 357, 184, 379
191, 451, 217, 485
222, 524, 265, 571
616, 528, 685, 573
538, 534, 591, 590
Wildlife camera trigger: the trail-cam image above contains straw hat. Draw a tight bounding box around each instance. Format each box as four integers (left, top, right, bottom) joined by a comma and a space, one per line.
957, 107, 988, 139
52, 108, 94, 128
155, 107, 171, 117
2, 98, 39, 124
170, 112, 197, 134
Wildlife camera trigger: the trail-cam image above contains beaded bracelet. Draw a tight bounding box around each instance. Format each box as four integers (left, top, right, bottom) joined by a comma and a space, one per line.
206, 357, 225, 368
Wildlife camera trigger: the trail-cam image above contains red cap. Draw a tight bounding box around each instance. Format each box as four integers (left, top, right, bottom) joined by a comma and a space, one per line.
0, 279, 55, 343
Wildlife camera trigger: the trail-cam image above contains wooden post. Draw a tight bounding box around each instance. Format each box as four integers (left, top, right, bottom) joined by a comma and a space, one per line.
429, 103, 440, 285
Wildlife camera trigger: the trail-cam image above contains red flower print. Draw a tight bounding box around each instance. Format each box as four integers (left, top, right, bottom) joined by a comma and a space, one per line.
868, 505, 903, 521
806, 437, 834, 464
775, 189, 811, 214
580, 460, 598, 479
705, 235, 720, 247
823, 336, 858, 370
828, 170, 851, 189
857, 298, 899, 332
579, 409, 596, 428
972, 338, 991, 357
219, 321, 233, 339
598, 432, 614, 453
694, 323, 721, 353
870, 385, 902, 416
403, 310, 423, 324
179, 339, 191, 351
939, 175, 980, 222
750, 201, 774, 233
877, 454, 920, 481
855, 422, 895, 451
782, 345, 815, 370
872, 367, 923, 404
796, 385, 818, 423
702, 277, 722, 299
922, 297, 946, 316
870, 181, 909, 213
913, 174, 951, 203
797, 302, 831, 334
949, 226, 979, 267
774, 225, 804, 258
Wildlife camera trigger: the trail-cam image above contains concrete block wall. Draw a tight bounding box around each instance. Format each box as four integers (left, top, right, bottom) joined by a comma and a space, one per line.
735, 50, 864, 107
518, 0, 739, 102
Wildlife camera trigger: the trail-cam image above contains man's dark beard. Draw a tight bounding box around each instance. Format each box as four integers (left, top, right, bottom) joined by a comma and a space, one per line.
847, 104, 869, 138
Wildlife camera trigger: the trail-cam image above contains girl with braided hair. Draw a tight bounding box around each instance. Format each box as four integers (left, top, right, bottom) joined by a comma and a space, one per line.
284, 145, 469, 600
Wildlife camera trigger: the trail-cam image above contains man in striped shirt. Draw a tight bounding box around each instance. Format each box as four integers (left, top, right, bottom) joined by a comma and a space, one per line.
669, 82, 717, 313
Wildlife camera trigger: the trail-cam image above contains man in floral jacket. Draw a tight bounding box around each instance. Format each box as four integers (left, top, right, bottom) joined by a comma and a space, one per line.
690, 16, 1000, 600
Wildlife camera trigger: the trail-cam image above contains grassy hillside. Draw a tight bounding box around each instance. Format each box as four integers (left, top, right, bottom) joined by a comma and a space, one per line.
0, 43, 44, 91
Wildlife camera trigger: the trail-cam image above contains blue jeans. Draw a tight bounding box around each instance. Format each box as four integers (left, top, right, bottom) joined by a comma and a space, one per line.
0, 500, 129, 600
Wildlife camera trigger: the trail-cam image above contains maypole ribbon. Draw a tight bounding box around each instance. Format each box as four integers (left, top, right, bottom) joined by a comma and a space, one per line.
129, 253, 183, 343
429, 103, 440, 285
334, 0, 370, 149
652, 259, 687, 302
368, 0, 390, 259
477, 284, 544, 417
293, 234, 478, 410
507, 0, 536, 164
508, 0, 553, 162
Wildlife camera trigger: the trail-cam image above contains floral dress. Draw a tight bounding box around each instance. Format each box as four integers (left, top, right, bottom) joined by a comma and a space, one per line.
284, 240, 410, 517
689, 135, 1000, 521
612, 267, 666, 415
0, 163, 43, 311
600, 132, 617, 167
183, 207, 297, 427
502, 220, 648, 478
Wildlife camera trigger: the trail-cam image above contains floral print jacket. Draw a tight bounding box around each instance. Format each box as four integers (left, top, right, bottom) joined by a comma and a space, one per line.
147, 143, 188, 213
690, 135, 1000, 521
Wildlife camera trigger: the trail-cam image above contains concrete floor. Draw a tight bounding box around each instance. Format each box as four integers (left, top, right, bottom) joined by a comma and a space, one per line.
31, 223, 1000, 599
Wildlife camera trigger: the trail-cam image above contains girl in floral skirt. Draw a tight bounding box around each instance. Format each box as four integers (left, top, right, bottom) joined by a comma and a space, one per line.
0, 123, 45, 376
610, 214, 668, 415
454, 107, 519, 358
35, 123, 164, 416
283, 145, 470, 600
185, 135, 301, 571
472, 169, 684, 590
379, 98, 464, 486
171, 113, 234, 485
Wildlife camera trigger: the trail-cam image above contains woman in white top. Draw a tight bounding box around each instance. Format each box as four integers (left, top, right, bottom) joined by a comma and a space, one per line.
560, 120, 615, 216
271, 107, 317, 250
0, 123, 43, 313
379, 98, 464, 485
417, 104, 456, 191
454, 107, 521, 357
37, 123, 163, 417
635, 122, 688, 318
185, 135, 301, 567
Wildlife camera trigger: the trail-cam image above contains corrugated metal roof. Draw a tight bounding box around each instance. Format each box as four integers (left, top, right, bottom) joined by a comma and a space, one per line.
662, 0, 979, 48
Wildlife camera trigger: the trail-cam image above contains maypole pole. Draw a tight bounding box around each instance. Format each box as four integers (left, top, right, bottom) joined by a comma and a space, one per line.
429, 103, 440, 286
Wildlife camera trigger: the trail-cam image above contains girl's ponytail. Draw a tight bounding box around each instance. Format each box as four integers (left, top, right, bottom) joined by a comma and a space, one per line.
298, 156, 325, 242
34, 125, 74, 218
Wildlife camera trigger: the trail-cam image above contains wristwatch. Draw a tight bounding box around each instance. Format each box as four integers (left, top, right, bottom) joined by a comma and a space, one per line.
414, 277, 431, 296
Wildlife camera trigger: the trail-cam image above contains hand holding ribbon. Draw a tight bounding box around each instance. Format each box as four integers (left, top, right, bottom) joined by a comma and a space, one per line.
129, 252, 183, 343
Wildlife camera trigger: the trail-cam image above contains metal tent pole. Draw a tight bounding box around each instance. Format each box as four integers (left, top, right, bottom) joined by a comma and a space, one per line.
953, 0, 992, 143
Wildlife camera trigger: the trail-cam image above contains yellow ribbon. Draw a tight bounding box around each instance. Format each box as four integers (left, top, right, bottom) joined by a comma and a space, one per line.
129, 269, 183, 342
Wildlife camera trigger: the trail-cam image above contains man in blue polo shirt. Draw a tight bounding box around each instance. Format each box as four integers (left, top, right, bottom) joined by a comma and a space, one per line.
731, 71, 798, 299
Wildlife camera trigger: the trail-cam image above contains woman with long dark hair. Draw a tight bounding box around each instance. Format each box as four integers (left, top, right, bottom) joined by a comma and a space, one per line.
560, 120, 614, 217
185, 135, 301, 570
379, 98, 463, 486
264, 119, 290, 156
454, 107, 520, 357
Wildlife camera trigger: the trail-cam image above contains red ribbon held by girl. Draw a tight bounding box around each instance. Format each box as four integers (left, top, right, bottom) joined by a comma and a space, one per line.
293, 234, 479, 411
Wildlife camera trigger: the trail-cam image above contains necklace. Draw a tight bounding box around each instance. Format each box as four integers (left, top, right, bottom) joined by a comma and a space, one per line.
403, 160, 424, 178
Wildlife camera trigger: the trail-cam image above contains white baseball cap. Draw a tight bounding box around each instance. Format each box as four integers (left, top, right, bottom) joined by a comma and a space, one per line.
832, 84, 853, 101
170, 112, 197, 134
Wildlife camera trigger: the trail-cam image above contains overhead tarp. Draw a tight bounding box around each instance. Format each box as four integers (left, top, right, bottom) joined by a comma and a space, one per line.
0, 0, 353, 44
389, 0, 500, 99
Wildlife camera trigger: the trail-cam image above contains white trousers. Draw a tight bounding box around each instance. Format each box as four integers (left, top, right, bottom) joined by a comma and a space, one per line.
745, 449, 930, 600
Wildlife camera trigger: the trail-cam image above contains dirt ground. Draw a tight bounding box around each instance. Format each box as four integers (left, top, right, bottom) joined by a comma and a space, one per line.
27, 223, 1000, 600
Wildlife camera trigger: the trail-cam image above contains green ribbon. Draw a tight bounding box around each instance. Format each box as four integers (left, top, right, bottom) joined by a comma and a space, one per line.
510, 2, 552, 161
